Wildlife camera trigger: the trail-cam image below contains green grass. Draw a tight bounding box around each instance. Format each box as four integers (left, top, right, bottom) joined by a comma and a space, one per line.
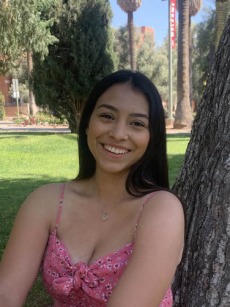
0, 132, 189, 306
167, 134, 190, 184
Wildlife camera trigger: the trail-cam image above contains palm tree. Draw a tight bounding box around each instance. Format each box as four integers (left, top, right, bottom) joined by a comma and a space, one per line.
189, 0, 203, 108
215, 0, 230, 49
117, 0, 142, 70
174, 0, 193, 129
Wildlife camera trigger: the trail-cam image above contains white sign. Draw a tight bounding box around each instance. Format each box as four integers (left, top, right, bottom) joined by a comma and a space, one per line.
12, 92, 20, 99
12, 79, 19, 92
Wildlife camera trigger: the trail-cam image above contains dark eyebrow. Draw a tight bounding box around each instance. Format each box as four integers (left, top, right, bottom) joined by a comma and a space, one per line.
130, 113, 149, 120
97, 104, 117, 112
97, 104, 149, 120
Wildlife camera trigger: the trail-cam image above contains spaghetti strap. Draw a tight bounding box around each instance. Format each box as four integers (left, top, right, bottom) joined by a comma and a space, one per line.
55, 183, 65, 229
134, 192, 156, 237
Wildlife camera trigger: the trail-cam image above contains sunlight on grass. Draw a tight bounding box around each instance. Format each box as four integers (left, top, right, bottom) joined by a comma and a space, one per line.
1, 133, 78, 180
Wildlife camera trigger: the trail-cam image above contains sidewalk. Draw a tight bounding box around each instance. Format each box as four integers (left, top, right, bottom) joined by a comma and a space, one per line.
0, 120, 71, 133
0, 120, 191, 135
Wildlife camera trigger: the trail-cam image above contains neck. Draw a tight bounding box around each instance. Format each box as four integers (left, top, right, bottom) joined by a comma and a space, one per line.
89, 172, 129, 201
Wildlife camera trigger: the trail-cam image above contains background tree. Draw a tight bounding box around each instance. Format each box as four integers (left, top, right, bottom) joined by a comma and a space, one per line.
192, 8, 215, 104
172, 18, 230, 305
189, 0, 203, 107
33, 0, 117, 133
215, 0, 230, 49
174, 0, 193, 129
114, 26, 130, 69
0, 0, 58, 115
136, 30, 155, 77
147, 38, 177, 112
117, 0, 142, 70
114, 26, 177, 112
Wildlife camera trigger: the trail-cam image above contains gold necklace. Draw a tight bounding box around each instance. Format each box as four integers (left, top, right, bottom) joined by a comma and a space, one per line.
100, 194, 125, 222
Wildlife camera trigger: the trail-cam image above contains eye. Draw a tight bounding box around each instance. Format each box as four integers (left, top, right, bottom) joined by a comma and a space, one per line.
130, 120, 147, 128
99, 113, 114, 120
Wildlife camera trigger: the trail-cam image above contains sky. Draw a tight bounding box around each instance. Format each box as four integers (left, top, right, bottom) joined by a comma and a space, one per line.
109, 0, 215, 46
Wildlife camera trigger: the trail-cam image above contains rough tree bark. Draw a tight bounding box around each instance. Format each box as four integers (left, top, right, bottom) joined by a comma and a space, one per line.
174, 0, 194, 129
127, 11, 136, 70
172, 18, 230, 306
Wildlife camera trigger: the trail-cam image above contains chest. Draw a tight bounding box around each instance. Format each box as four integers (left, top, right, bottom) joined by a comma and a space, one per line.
42, 233, 134, 305
53, 201, 140, 265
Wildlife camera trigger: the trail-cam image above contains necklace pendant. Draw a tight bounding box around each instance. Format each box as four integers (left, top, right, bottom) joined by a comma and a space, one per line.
101, 212, 108, 221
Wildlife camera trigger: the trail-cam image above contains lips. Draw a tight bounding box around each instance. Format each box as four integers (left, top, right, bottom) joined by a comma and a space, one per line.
103, 144, 129, 155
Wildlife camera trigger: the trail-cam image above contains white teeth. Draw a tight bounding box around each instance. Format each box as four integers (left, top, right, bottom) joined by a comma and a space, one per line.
104, 145, 128, 155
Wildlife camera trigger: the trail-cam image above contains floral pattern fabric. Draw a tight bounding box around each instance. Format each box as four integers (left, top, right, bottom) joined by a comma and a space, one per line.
42, 186, 173, 306
43, 232, 172, 306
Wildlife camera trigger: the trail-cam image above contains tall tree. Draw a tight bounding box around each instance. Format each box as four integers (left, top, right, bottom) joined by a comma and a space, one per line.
192, 9, 215, 103
115, 26, 155, 75
150, 39, 178, 111
174, 0, 193, 129
114, 26, 130, 69
215, 0, 230, 49
0, 0, 58, 115
114, 26, 177, 110
189, 0, 203, 107
172, 18, 230, 305
117, 0, 142, 70
33, 0, 117, 133
136, 30, 155, 77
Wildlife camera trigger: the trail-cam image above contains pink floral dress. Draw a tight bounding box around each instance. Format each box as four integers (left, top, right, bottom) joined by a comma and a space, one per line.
42, 185, 173, 306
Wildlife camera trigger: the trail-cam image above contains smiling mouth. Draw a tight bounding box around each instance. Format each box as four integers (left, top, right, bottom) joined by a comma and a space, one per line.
103, 144, 129, 155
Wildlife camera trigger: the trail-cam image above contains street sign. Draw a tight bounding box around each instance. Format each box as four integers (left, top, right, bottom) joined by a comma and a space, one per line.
12, 92, 20, 98
12, 78, 19, 92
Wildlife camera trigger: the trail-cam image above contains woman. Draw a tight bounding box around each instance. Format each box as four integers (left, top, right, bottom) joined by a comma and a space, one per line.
0, 70, 184, 306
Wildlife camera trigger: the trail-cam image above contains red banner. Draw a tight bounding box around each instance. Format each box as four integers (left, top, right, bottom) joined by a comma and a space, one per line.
170, 0, 176, 48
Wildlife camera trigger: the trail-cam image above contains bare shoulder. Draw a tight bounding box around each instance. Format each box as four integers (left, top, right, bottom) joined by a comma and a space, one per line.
20, 182, 67, 229
140, 190, 184, 225
25, 182, 64, 203
136, 190, 185, 261
23, 182, 67, 205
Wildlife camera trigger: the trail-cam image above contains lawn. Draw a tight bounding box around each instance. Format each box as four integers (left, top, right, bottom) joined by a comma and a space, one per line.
0, 132, 190, 306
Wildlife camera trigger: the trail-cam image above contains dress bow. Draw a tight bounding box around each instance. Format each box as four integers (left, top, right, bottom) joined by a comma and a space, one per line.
52, 262, 100, 298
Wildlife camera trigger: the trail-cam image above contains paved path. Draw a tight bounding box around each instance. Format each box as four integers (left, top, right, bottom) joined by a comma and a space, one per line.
0, 120, 71, 133
0, 120, 191, 135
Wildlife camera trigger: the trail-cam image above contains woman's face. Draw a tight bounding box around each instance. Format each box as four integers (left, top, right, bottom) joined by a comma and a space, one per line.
87, 83, 150, 176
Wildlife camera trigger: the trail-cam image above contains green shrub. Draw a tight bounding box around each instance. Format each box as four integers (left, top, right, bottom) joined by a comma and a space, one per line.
0, 91, 5, 120
36, 111, 67, 125
0, 107, 5, 120
0, 91, 4, 105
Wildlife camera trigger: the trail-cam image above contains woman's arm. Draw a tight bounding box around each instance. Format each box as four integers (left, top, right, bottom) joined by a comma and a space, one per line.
0, 184, 59, 307
108, 191, 185, 307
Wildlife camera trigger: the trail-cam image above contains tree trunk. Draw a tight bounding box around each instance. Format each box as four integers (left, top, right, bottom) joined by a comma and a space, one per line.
127, 11, 136, 70
189, 16, 193, 108
172, 18, 230, 306
174, 0, 193, 129
27, 51, 37, 116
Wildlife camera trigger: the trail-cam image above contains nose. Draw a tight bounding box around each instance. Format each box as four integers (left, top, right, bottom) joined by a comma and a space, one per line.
108, 121, 128, 140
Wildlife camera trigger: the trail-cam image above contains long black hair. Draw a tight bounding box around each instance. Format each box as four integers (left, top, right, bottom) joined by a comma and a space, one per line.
76, 70, 169, 196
